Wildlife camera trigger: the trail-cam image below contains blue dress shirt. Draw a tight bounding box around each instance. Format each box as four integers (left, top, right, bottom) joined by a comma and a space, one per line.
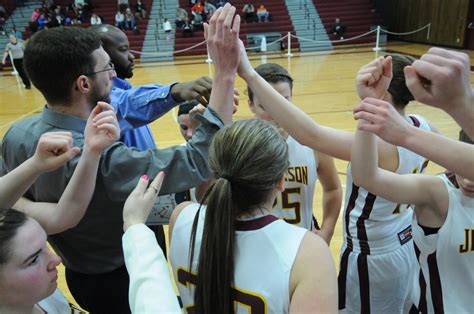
110, 77, 177, 150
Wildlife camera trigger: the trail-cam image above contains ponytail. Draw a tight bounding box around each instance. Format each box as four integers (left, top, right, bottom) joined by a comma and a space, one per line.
188, 119, 289, 314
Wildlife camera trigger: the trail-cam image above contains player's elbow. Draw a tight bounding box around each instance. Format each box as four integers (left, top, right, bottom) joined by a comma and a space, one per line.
352, 171, 373, 191
352, 171, 364, 187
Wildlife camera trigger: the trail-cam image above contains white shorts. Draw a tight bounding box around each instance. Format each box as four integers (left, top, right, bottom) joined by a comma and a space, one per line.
338, 240, 416, 314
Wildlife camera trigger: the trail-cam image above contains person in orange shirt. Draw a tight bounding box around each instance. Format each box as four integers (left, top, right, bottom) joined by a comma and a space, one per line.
256, 4, 269, 22
192, 1, 204, 16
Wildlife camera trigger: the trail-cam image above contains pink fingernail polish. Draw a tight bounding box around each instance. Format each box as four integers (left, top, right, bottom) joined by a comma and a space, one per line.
141, 175, 149, 180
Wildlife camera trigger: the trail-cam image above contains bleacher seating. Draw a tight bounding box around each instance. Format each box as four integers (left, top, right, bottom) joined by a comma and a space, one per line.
174, 0, 299, 57
20, 0, 151, 58
313, 0, 383, 46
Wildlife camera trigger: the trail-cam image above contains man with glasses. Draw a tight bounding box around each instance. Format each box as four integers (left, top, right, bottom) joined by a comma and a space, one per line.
1, 26, 235, 313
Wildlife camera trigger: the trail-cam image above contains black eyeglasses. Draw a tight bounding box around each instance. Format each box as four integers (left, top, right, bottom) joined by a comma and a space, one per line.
84, 61, 115, 76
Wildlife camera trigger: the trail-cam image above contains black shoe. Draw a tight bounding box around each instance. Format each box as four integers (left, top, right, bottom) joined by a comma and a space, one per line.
25, 85, 31, 89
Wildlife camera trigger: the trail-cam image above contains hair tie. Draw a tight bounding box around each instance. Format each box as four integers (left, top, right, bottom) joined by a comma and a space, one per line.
220, 174, 233, 182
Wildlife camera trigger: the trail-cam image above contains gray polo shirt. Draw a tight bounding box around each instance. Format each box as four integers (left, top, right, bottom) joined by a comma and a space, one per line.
4, 42, 24, 60
1, 105, 223, 274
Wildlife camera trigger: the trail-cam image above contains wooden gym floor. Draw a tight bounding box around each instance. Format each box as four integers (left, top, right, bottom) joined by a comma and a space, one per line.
0, 41, 472, 309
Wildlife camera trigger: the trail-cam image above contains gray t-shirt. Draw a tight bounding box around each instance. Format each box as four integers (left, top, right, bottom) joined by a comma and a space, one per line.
4, 42, 24, 59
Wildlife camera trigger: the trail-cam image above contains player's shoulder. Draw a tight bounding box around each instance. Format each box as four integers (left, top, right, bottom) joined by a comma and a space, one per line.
169, 201, 198, 237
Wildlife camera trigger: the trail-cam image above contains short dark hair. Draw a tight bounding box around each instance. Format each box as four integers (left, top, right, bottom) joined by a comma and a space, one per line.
385, 53, 416, 109
247, 63, 293, 102
0, 209, 27, 265
24, 27, 102, 106
178, 100, 200, 116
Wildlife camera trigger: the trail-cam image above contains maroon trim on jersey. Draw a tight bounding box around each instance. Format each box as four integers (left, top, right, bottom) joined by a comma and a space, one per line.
420, 159, 430, 174
356, 192, 377, 255
344, 184, 359, 249
312, 215, 320, 230
427, 252, 444, 313
235, 215, 278, 231
409, 115, 421, 127
357, 254, 371, 313
414, 243, 428, 313
444, 172, 459, 188
338, 247, 351, 310
409, 304, 419, 313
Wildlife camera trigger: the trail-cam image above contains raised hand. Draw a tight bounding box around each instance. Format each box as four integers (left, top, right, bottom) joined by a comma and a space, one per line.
31, 132, 81, 173
237, 39, 255, 81
204, 4, 241, 76
356, 56, 393, 100
87, 102, 120, 155
353, 98, 409, 146
123, 172, 165, 231
32, 132, 81, 172
171, 76, 213, 105
188, 103, 207, 133
404, 47, 472, 113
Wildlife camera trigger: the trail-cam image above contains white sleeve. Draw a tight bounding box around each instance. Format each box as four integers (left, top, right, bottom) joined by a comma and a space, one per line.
122, 224, 181, 313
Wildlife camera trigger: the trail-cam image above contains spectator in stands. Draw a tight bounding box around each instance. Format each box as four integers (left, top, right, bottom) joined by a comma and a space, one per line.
134, 0, 147, 20
256, 4, 269, 22
90, 13, 102, 25
163, 18, 172, 43
175, 5, 188, 28
77, 9, 86, 23
37, 13, 49, 30
203, 1, 216, 21
191, 11, 203, 31
29, 9, 40, 33
10, 26, 23, 41
191, 1, 204, 17
124, 8, 137, 31
31, 8, 41, 22
332, 18, 346, 40
115, 10, 125, 30
242, 3, 256, 23
2, 35, 31, 89
52, 6, 64, 26
182, 17, 193, 37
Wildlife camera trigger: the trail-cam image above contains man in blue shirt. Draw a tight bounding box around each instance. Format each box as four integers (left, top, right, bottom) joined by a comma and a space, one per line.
91, 24, 213, 150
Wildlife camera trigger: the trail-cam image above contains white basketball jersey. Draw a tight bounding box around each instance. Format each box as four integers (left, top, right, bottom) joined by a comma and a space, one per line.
411, 174, 474, 313
170, 203, 307, 313
343, 115, 431, 254
272, 136, 318, 230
